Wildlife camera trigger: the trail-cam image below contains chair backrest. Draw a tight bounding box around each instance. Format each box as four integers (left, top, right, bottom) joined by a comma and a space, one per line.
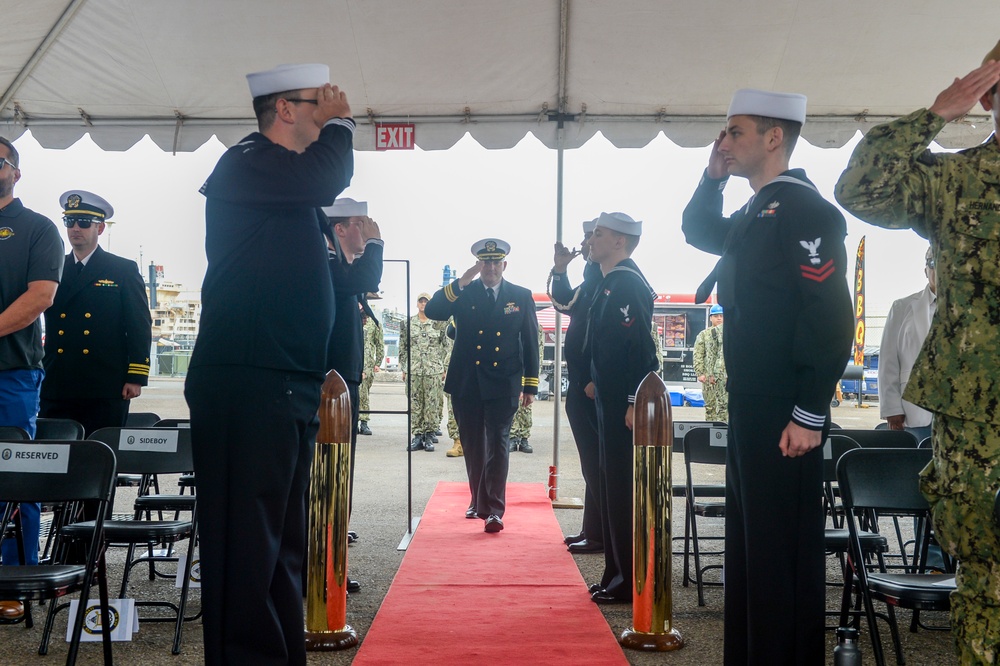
0, 440, 116, 504
837, 428, 917, 449
918, 437, 932, 449
874, 422, 890, 430
125, 411, 162, 427
34, 417, 85, 440
836, 448, 933, 514
154, 418, 190, 429
88, 427, 193, 475
822, 434, 861, 483
683, 426, 729, 466
0, 426, 29, 440
674, 421, 727, 453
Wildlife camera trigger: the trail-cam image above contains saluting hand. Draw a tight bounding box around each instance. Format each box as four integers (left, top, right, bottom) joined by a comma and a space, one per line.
361, 216, 381, 241
458, 262, 481, 288
706, 129, 729, 180
314, 84, 352, 128
553, 242, 580, 273
929, 60, 1000, 122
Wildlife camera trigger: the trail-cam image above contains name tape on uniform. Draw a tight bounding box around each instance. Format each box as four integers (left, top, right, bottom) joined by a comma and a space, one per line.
0, 443, 71, 474
709, 427, 728, 447
119, 429, 178, 453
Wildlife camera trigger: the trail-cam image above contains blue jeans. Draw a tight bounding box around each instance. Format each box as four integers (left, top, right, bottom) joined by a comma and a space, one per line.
0, 367, 43, 566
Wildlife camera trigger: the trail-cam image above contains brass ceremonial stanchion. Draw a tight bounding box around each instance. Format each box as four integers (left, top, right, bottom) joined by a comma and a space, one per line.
304, 370, 359, 650
620, 372, 684, 651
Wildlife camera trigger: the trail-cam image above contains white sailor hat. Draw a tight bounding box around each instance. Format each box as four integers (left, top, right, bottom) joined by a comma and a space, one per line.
582, 217, 598, 234
60, 190, 114, 221
471, 238, 510, 260
246, 63, 330, 98
727, 89, 807, 124
322, 197, 368, 218
595, 211, 641, 236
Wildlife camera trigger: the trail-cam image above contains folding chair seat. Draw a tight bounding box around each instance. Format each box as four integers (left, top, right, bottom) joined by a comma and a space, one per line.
837, 447, 954, 666
0, 439, 117, 665
682, 425, 728, 606
42, 427, 198, 656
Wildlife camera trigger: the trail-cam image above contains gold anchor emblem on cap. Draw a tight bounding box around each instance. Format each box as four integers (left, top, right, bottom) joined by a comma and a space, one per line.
67, 194, 82, 208
485, 240, 497, 252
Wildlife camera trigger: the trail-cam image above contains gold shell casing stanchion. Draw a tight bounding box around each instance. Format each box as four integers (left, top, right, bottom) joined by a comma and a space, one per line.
305, 369, 359, 651
620, 372, 684, 651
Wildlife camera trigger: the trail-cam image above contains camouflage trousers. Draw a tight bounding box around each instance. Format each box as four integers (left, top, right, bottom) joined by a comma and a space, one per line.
921, 413, 1000, 665
702, 380, 728, 422
509, 401, 533, 439
407, 374, 443, 434
445, 393, 460, 440
359, 371, 375, 417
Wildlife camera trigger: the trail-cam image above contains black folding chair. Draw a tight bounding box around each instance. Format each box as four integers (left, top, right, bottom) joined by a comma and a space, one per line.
837, 447, 954, 666
682, 425, 728, 606
836, 429, 918, 449
0, 439, 117, 665
123, 412, 161, 428
33, 419, 86, 566
670, 421, 726, 565
42, 427, 198, 656
34, 419, 86, 441
0, 427, 32, 570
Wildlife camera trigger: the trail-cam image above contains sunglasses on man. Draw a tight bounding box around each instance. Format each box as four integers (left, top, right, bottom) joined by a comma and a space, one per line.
63, 216, 102, 229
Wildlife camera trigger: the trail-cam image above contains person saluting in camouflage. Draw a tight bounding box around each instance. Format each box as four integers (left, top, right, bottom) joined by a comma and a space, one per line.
399, 292, 448, 452
359, 302, 384, 436
693, 304, 727, 422
835, 44, 1000, 665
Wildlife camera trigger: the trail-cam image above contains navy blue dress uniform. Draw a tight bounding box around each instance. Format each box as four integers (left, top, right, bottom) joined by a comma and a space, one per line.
424, 239, 540, 531
682, 89, 853, 665
323, 197, 383, 517
586, 213, 658, 602
548, 220, 604, 549
184, 64, 355, 666
40, 191, 151, 435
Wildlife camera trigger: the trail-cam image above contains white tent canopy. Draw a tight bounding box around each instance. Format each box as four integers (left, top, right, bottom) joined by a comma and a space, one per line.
3, 0, 999, 152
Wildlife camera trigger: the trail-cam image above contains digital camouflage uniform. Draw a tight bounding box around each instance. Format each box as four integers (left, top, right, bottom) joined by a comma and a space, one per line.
509, 325, 544, 442
836, 108, 1000, 664
359, 316, 384, 417
443, 324, 460, 441
693, 323, 728, 421
652, 321, 663, 373
399, 315, 448, 436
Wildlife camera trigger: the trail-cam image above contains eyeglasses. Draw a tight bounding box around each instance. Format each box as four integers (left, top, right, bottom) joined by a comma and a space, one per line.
282, 98, 318, 105
0, 158, 16, 170
63, 216, 100, 229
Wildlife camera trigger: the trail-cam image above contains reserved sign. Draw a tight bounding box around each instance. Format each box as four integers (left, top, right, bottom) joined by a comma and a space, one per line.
0, 443, 71, 473
119, 429, 178, 453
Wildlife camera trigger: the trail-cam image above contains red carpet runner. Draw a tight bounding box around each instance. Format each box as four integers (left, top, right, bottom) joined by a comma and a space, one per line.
353, 481, 629, 665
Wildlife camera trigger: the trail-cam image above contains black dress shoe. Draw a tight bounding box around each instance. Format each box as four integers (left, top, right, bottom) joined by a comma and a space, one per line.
588, 583, 604, 594
564, 532, 585, 545
519, 438, 533, 453
359, 421, 372, 436
591, 590, 630, 605
408, 434, 425, 451
347, 530, 358, 544
484, 515, 504, 533
465, 506, 479, 519
568, 539, 604, 554
347, 579, 361, 593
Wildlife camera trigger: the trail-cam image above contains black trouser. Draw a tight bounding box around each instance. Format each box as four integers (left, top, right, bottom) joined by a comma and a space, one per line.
594, 388, 633, 599
565, 379, 602, 542
39, 396, 129, 437
452, 393, 519, 518
724, 392, 826, 666
186, 365, 321, 666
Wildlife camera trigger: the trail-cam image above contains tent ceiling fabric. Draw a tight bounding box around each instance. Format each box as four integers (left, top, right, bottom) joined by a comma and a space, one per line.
2, 0, 998, 152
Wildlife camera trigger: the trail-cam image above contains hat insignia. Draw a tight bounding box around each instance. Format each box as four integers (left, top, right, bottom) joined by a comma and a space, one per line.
485, 241, 497, 253
67, 194, 82, 209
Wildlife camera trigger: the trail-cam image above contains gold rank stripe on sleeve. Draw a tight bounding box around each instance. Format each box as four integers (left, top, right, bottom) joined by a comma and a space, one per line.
522, 377, 539, 387
444, 283, 458, 302
128, 363, 151, 376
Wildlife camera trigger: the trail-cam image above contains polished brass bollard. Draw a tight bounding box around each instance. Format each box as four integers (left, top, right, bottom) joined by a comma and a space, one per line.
305, 370, 359, 651
620, 372, 684, 651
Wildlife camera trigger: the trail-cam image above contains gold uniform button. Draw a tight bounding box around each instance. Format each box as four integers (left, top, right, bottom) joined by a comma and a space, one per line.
496, 332, 501, 336
60, 313, 66, 319
475, 361, 480, 365
83, 349, 89, 354
57, 348, 64, 354
478, 330, 483, 335
476, 345, 481, 350
84, 330, 90, 335
495, 346, 500, 351
493, 362, 498, 367
84, 313, 92, 318
58, 330, 64, 335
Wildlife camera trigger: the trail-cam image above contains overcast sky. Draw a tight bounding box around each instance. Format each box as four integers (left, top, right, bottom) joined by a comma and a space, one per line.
11, 127, 932, 323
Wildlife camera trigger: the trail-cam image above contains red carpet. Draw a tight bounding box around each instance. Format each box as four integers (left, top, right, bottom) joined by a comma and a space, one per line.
353, 482, 628, 665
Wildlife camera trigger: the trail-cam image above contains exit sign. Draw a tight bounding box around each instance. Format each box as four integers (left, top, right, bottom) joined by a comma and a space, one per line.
375, 123, 415, 150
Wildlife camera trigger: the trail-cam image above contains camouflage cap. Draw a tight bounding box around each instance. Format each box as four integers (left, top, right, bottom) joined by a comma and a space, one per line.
417, 292, 431, 302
